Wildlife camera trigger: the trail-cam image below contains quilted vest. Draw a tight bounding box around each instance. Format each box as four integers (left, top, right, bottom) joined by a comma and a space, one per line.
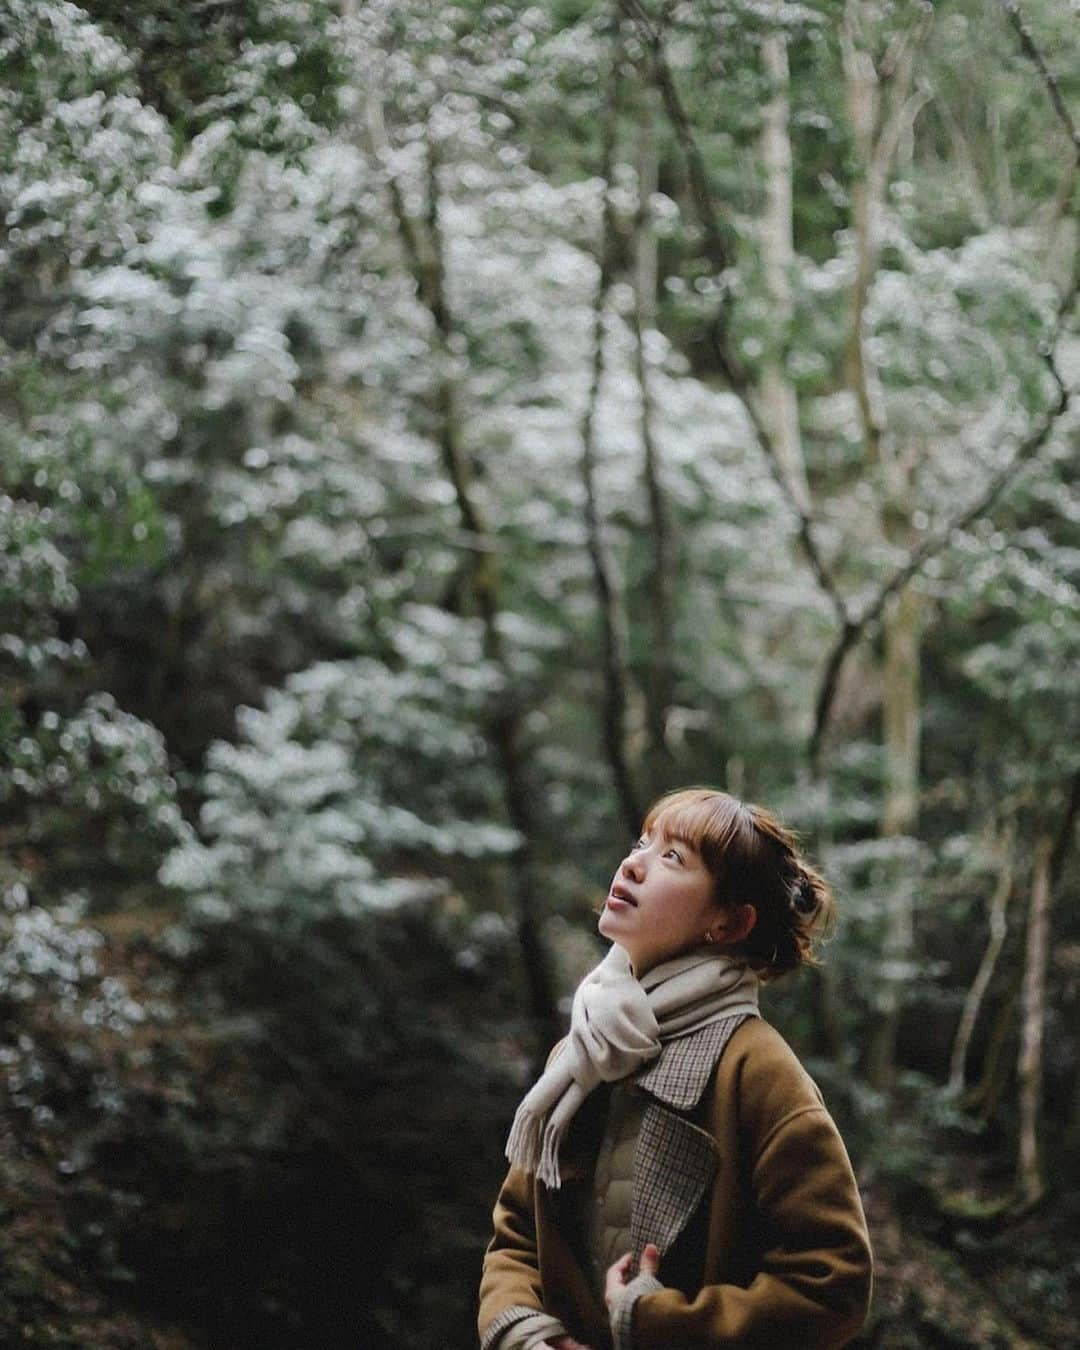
584, 1081, 648, 1300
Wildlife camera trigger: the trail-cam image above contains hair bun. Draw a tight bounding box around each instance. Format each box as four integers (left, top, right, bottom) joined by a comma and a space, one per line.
791, 872, 817, 917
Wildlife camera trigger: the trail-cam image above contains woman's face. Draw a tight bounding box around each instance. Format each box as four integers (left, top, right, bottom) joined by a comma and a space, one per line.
598, 824, 728, 977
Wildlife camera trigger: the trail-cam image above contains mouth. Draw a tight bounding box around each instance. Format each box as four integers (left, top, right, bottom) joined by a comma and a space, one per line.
606, 886, 638, 909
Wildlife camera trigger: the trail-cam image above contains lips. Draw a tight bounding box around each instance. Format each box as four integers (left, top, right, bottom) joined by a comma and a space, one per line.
608, 885, 638, 906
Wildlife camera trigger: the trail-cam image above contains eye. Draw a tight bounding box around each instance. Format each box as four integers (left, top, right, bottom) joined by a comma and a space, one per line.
665, 847, 683, 862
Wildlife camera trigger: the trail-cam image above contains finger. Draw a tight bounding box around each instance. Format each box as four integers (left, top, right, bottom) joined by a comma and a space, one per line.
640, 1242, 661, 1274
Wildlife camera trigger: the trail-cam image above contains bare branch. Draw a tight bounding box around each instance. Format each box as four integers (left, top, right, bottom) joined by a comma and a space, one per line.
999, 0, 1080, 154
617, 0, 733, 277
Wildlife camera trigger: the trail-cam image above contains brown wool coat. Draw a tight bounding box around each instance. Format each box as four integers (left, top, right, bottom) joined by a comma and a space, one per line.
478, 1015, 873, 1350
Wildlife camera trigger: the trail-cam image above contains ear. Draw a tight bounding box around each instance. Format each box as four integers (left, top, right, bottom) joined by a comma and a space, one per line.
713, 903, 757, 946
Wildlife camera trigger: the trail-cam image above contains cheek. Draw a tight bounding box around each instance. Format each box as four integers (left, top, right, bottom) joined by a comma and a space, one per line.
682, 882, 719, 927
659, 889, 710, 937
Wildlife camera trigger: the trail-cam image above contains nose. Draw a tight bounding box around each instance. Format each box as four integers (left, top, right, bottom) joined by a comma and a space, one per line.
620, 850, 644, 880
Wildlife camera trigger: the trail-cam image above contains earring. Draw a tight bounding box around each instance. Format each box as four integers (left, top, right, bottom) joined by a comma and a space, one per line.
703, 930, 716, 944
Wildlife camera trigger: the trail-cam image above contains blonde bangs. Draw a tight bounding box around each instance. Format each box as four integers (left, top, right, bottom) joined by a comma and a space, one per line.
641, 787, 750, 879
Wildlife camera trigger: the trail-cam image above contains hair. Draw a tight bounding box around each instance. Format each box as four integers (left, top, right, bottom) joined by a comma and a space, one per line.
639, 786, 835, 981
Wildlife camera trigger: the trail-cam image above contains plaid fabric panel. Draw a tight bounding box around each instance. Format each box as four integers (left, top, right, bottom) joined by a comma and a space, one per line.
628, 1098, 717, 1265
632, 1013, 752, 1109
627, 1014, 753, 1267
479, 1304, 547, 1350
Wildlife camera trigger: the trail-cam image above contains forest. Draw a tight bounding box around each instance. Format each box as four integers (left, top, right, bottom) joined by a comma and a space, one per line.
1, 0, 1078, 1346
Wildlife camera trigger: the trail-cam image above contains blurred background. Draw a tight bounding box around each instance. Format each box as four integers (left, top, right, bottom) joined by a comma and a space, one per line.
1, 0, 1078, 1346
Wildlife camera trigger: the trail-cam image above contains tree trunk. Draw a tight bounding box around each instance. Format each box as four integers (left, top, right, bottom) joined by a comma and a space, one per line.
966, 975, 1019, 1120
1015, 770, 1080, 1204
840, 0, 885, 463
1016, 831, 1054, 1207
757, 19, 845, 1078
759, 17, 811, 517
840, 0, 928, 463
948, 813, 1017, 1094
366, 92, 560, 1064
579, 26, 643, 838
867, 582, 923, 1091
1066, 1042, 1080, 1158
840, 1, 930, 1091
631, 90, 677, 801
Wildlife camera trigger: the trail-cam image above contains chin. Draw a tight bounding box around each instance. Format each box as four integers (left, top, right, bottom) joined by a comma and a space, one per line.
597, 915, 625, 949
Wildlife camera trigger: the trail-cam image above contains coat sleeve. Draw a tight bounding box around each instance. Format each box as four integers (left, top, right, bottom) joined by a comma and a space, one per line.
478, 1039, 571, 1350
622, 1101, 873, 1349
477, 1160, 564, 1350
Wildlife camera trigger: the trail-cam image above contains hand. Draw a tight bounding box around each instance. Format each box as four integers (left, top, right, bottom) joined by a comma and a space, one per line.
603, 1243, 661, 1309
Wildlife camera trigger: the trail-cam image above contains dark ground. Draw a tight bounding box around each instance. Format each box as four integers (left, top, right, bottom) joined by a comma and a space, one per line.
2, 916, 1076, 1350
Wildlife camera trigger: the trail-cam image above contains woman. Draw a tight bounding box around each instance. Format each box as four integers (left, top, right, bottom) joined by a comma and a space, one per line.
478, 787, 872, 1350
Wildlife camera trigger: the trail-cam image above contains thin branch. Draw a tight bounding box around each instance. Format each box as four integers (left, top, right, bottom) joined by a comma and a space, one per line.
1017, 828, 1054, 1206
999, 0, 1080, 153
370, 521, 511, 553
617, 0, 732, 277
928, 87, 993, 227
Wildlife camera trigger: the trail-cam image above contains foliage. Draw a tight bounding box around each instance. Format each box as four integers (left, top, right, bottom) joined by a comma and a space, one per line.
1, 0, 1078, 1345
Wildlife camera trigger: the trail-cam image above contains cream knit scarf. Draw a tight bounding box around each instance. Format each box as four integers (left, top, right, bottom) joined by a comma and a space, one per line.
504, 942, 759, 1189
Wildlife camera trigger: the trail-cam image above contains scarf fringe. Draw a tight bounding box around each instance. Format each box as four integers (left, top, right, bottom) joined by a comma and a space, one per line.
505, 1098, 567, 1189
505, 1101, 538, 1174
537, 1122, 563, 1189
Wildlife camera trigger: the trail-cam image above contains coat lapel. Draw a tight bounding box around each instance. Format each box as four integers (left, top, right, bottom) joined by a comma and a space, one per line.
627, 1013, 753, 1265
